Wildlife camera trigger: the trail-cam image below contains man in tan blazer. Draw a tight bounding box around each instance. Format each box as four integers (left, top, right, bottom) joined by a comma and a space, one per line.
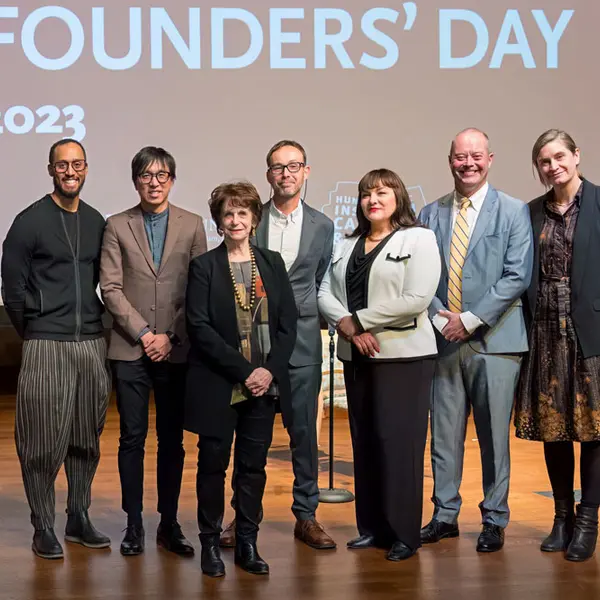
100, 146, 207, 557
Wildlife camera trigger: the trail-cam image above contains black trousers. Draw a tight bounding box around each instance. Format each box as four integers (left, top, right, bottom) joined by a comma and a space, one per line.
544, 441, 600, 507
230, 364, 321, 520
112, 357, 187, 524
344, 358, 435, 551
197, 396, 276, 541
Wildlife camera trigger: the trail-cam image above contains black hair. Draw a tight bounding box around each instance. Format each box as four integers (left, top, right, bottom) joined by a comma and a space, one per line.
131, 146, 176, 183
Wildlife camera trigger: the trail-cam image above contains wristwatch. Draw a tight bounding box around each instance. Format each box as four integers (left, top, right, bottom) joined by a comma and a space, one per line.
165, 330, 180, 346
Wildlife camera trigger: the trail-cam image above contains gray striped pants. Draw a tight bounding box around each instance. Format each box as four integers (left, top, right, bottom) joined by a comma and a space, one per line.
15, 338, 111, 530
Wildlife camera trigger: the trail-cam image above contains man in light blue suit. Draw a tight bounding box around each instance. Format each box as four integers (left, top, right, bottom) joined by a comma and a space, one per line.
418, 128, 533, 552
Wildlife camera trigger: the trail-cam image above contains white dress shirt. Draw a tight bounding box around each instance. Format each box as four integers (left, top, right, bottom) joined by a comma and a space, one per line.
433, 182, 488, 335
268, 201, 303, 271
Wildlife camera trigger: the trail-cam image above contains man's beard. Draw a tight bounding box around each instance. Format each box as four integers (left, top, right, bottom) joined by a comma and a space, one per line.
54, 176, 85, 199
276, 182, 302, 199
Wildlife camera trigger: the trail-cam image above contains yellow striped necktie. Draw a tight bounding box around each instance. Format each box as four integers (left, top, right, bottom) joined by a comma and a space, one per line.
448, 197, 471, 313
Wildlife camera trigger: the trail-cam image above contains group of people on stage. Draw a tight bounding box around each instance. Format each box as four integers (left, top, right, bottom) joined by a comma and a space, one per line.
1, 127, 598, 576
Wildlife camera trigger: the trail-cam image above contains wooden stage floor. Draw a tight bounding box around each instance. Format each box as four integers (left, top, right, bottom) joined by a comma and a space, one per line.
0, 395, 598, 600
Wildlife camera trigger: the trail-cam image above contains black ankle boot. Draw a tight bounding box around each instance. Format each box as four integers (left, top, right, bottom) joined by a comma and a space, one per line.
235, 539, 269, 575
65, 511, 111, 549
32, 528, 64, 559
200, 535, 225, 577
541, 497, 574, 552
566, 504, 598, 562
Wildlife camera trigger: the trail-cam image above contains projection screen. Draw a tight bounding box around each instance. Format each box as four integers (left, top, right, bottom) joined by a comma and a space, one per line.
0, 1, 597, 260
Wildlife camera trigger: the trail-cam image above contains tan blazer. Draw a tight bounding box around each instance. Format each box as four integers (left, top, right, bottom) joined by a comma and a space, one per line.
100, 203, 207, 362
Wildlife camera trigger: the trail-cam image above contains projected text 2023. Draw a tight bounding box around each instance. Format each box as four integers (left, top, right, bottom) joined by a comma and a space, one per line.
0, 6, 574, 71
0, 106, 86, 141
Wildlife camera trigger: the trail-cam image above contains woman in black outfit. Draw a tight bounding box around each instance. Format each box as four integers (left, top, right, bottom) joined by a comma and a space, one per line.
185, 181, 296, 576
515, 129, 600, 561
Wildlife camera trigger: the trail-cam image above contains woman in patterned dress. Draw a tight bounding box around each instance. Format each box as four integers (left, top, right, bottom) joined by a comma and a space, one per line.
515, 129, 600, 561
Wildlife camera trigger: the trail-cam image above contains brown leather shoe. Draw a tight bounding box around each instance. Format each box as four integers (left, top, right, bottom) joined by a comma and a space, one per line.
294, 519, 336, 549
219, 519, 236, 548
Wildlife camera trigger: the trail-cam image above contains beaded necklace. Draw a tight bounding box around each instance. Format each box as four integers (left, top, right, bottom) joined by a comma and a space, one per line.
228, 246, 257, 311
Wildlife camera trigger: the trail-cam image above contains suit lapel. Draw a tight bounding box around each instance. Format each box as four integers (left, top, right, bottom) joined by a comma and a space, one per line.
128, 207, 157, 276
158, 205, 182, 274
528, 195, 545, 310
437, 194, 453, 270
572, 179, 596, 302
255, 201, 269, 249
253, 246, 278, 329
214, 242, 240, 343
466, 186, 498, 258
288, 203, 316, 277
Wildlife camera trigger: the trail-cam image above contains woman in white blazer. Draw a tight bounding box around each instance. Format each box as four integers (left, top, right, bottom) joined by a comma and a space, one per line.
318, 169, 441, 561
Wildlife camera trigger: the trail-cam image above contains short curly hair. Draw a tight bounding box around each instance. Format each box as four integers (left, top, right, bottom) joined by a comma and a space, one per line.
209, 180, 263, 230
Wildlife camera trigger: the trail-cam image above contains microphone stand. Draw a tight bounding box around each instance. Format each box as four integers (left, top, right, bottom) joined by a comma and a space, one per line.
318, 327, 354, 503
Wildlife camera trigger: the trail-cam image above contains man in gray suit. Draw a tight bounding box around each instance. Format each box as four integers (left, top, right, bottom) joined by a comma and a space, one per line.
418, 128, 533, 552
220, 140, 336, 549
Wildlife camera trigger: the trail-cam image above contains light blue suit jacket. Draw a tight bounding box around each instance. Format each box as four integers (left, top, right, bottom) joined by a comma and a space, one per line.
418, 185, 533, 354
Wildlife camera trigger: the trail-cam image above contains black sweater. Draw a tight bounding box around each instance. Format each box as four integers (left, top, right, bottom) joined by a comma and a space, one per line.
1, 195, 106, 340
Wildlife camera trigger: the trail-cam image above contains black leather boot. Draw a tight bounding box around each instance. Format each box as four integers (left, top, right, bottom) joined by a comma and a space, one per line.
65, 511, 111, 549
235, 539, 269, 575
200, 535, 225, 577
157, 521, 195, 556
541, 497, 574, 552
566, 504, 598, 562
32, 528, 64, 559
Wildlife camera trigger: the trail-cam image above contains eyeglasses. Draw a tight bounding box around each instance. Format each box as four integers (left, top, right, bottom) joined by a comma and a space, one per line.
53, 160, 87, 173
138, 171, 171, 184
268, 161, 305, 175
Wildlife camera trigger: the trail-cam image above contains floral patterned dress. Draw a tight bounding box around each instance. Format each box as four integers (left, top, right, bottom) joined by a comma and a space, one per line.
515, 185, 600, 442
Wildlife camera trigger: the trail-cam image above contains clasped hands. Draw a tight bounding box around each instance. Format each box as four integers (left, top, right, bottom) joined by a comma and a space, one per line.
143, 331, 273, 395
437, 310, 470, 343
245, 367, 273, 397
140, 331, 172, 362
336, 315, 380, 358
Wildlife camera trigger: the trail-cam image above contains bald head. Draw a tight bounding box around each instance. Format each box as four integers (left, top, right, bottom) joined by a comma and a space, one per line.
448, 128, 494, 197
449, 128, 491, 157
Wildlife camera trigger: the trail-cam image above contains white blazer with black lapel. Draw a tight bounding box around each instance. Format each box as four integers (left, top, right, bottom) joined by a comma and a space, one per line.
418, 185, 534, 354
317, 227, 441, 361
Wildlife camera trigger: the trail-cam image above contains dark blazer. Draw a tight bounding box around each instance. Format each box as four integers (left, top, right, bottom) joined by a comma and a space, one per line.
184, 242, 297, 437
525, 178, 600, 359
255, 201, 333, 367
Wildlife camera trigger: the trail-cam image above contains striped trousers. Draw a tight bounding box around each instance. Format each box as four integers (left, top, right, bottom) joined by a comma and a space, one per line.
15, 338, 111, 530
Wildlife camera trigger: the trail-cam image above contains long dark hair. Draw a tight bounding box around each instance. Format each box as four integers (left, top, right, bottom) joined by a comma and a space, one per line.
349, 168, 420, 238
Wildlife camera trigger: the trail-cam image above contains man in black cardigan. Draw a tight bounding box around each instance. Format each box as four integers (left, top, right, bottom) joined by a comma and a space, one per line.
1, 139, 111, 560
